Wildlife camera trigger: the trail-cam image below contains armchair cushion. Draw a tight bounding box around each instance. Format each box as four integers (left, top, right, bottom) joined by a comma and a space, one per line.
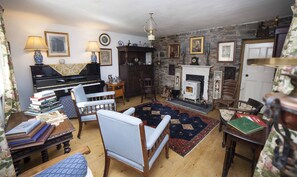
72, 84, 87, 103
35, 153, 88, 177
219, 109, 235, 121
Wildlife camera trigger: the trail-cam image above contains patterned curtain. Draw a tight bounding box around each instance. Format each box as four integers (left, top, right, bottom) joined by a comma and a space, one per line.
272, 1, 297, 94
0, 6, 20, 125
0, 6, 17, 177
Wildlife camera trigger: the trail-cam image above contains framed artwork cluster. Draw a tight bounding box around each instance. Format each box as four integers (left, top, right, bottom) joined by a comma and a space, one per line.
44, 31, 70, 57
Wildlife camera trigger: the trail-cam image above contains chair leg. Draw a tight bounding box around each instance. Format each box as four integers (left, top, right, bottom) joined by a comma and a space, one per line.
77, 122, 83, 139
103, 156, 110, 177
165, 142, 169, 159
219, 120, 223, 132
141, 94, 144, 103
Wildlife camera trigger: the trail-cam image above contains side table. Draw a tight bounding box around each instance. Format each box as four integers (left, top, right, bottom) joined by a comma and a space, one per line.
106, 81, 125, 104
222, 125, 268, 177
5, 112, 75, 175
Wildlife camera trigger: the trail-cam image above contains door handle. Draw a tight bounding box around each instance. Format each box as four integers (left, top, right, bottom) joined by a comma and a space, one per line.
245, 74, 249, 77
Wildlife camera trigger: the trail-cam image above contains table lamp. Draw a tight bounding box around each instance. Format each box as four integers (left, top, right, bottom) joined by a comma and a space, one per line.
86, 41, 100, 63
24, 36, 48, 65
247, 1, 297, 176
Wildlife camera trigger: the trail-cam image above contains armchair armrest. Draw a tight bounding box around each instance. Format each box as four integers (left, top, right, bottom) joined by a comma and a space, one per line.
146, 115, 171, 150
122, 107, 135, 116
19, 146, 91, 177
86, 91, 115, 99
77, 99, 115, 108
228, 107, 254, 114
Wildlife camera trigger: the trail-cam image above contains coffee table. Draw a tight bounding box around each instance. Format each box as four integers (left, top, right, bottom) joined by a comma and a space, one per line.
5, 112, 75, 175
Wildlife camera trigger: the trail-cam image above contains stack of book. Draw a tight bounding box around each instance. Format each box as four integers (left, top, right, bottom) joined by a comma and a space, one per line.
25, 90, 63, 116
227, 114, 267, 135
6, 119, 55, 150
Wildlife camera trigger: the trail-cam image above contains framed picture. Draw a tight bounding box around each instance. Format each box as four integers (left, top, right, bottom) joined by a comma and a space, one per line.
190, 36, 204, 54
217, 41, 236, 62
213, 71, 223, 99
158, 51, 167, 59
99, 33, 111, 46
99, 48, 112, 66
44, 31, 70, 57
168, 44, 180, 58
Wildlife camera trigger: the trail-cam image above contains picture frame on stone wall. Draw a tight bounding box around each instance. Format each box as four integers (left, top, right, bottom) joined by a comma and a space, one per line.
190, 36, 204, 54
168, 44, 180, 58
217, 41, 236, 63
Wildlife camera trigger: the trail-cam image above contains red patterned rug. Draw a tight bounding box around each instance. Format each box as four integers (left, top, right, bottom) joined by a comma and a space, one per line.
134, 101, 219, 156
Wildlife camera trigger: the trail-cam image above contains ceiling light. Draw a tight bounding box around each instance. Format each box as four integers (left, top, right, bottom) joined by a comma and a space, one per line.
144, 13, 157, 41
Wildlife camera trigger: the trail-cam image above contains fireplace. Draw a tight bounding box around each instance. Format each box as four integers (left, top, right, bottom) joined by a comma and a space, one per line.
181, 65, 212, 101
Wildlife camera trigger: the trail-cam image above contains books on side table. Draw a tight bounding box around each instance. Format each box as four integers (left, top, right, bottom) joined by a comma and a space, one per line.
6, 120, 55, 150
24, 90, 63, 116
227, 114, 266, 135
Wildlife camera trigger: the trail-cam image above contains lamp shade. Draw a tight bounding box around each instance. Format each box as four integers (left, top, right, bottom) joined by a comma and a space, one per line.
86, 41, 100, 52
24, 36, 48, 51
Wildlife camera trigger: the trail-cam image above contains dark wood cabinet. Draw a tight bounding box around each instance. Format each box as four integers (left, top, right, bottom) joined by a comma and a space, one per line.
117, 46, 154, 100
273, 26, 289, 57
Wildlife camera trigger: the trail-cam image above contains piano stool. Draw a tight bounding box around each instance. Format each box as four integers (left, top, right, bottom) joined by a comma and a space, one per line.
59, 95, 77, 118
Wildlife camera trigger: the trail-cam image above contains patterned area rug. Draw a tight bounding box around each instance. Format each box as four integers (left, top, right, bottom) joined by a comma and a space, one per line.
134, 102, 219, 156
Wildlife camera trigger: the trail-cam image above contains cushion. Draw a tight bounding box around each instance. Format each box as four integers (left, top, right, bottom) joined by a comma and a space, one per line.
35, 153, 88, 177
72, 85, 87, 103
219, 109, 235, 121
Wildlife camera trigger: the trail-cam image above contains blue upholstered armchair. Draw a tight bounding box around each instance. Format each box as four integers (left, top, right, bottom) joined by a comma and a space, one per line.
97, 108, 171, 177
71, 84, 116, 138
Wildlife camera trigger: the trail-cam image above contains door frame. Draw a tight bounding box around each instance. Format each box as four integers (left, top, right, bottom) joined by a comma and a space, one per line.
236, 38, 274, 100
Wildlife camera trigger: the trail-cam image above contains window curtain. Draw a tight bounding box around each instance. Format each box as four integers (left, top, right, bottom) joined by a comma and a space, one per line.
0, 6, 20, 126
0, 5, 17, 177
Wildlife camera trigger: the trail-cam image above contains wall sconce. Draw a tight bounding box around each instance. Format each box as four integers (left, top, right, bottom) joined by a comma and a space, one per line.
24, 36, 48, 65
86, 41, 100, 63
144, 13, 157, 41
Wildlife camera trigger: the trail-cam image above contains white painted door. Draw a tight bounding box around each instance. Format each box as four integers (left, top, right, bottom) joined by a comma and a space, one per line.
239, 42, 274, 105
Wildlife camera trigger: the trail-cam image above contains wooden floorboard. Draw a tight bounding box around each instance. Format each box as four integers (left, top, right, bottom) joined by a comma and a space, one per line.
20, 95, 253, 177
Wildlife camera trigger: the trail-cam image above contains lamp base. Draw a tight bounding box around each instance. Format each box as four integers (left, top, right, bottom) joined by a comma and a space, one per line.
34, 50, 43, 65
91, 52, 97, 63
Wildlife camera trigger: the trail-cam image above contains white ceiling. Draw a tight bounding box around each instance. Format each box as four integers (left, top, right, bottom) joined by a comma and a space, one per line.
1, 0, 294, 37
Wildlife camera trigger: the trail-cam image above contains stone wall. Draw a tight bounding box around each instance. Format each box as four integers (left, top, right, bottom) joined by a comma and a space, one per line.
152, 17, 291, 102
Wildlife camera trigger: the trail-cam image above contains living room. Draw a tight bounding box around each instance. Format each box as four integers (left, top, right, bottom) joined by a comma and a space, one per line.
1, 0, 297, 177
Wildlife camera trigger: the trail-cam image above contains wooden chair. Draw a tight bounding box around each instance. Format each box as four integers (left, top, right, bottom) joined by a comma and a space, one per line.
139, 78, 156, 103
19, 146, 92, 177
97, 108, 171, 177
218, 98, 264, 146
213, 79, 238, 108
71, 84, 116, 138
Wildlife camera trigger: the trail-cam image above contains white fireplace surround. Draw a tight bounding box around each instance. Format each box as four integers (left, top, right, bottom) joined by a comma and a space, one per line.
181, 65, 212, 101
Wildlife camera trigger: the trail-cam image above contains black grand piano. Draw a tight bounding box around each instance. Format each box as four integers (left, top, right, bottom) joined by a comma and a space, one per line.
30, 63, 105, 98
